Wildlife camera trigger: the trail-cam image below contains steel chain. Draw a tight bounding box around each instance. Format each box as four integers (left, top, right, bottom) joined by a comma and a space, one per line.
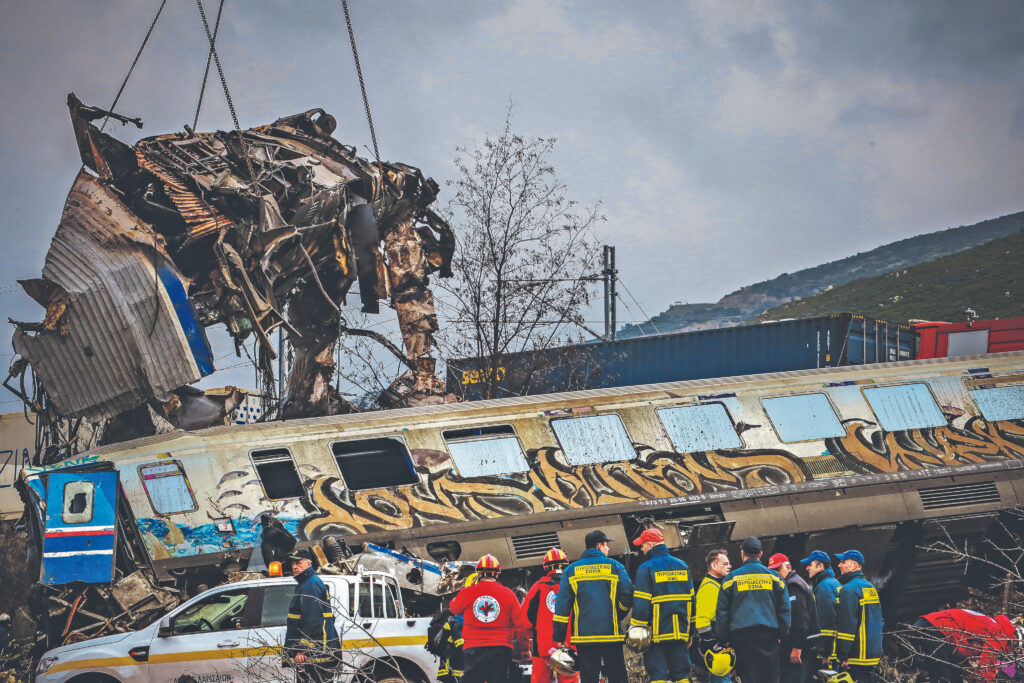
193, 0, 226, 130
340, 0, 383, 199
101, 0, 168, 133
195, 0, 259, 185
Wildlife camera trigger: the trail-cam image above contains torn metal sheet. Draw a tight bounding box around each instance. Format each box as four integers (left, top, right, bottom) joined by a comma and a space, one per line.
13, 94, 455, 426
12, 172, 213, 422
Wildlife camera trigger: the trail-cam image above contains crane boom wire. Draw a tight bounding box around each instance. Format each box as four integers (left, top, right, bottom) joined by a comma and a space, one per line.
340, 0, 383, 198
193, 0, 226, 130
100, 0, 168, 133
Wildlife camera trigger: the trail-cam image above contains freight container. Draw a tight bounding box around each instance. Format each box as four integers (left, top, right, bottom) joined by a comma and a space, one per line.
446, 313, 916, 400
914, 316, 1024, 359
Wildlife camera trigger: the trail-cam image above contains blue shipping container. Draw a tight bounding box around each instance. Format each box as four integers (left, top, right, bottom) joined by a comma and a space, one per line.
446, 313, 916, 401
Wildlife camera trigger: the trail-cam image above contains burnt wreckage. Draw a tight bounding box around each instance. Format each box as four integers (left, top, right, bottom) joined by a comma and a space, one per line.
10, 95, 455, 443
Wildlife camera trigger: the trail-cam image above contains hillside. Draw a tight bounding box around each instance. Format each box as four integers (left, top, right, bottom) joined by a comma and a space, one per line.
619, 211, 1024, 336
755, 227, 1024, 322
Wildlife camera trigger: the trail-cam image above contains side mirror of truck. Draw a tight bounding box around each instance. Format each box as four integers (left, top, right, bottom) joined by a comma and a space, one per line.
157, 616, 173, 638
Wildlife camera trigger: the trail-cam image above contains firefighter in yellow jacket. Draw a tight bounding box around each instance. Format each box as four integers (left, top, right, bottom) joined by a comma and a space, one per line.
630, 528, 694, 683
693, 548, 733, 683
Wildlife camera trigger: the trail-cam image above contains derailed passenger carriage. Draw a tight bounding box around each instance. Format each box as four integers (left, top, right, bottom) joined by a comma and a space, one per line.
19, 351, 1024, 639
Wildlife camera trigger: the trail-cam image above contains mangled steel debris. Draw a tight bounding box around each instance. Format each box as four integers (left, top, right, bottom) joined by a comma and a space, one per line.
11, 94, 455, 433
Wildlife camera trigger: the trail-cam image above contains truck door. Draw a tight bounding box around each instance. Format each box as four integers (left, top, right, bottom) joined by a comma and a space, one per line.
42, 471, 118, 585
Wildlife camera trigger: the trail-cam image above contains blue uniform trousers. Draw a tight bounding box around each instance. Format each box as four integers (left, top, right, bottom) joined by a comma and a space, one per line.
643, 640, 691, 683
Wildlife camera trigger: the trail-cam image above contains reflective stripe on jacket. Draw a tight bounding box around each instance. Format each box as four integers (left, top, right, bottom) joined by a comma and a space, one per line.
525, 570, 571, 655
713, 558, 791, 641
285, 567, 340, 662
693, 575, 722, 635
630, 545, 694, 642
835, 570, 883, 666
811, 568, 841, 658
552, 548, 634, 644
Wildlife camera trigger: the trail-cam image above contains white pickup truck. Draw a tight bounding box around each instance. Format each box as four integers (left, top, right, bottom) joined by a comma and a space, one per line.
35, 570, 439, 683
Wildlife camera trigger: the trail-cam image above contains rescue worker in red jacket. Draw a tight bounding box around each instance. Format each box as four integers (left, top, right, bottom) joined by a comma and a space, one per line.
450, 554, 530, 683
524, 548, 578, 683
909, 608, 1023, 682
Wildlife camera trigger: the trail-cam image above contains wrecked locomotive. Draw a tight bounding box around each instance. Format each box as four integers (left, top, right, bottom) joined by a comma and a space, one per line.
9, 95, 455, 448
17, 350, 1024, 647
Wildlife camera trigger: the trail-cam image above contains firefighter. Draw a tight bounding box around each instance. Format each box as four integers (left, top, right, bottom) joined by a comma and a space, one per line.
450, 554, 529, 683
801, 550, 841, 667
552, 530, 634, 683
630, 527, 694, 683
524, 548, 577, 683
429, 608, 465, 683
833, 550, 882, 683
284, 549, 340, 683
767, 553, 818, 683
714, 536, 791, 683
908, 608, 1023, 682
693, 548, 734, 682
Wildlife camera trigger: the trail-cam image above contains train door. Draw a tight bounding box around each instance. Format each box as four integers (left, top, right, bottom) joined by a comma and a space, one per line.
42, 471, 118, 585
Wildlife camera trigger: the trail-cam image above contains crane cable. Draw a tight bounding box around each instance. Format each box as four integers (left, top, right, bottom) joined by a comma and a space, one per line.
194, 0, 258, 184
100, 0, 169, 133
193, 0, 226, 130
340, 0, 384, 201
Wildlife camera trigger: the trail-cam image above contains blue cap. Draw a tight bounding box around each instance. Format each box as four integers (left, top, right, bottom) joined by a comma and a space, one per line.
799, 550, 831, 565
834, 549, 865, 564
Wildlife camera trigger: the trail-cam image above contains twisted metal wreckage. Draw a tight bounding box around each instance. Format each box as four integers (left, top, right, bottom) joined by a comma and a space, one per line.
8, 94, 456, 452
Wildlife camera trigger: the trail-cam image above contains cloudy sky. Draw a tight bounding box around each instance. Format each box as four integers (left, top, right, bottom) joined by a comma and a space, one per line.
2, 0, 1023, 393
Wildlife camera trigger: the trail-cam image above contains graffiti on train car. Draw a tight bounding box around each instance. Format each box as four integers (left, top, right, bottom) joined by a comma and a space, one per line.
295, 418, 1024, 538
830, 417, 1024, 473
301, 445, 811, 537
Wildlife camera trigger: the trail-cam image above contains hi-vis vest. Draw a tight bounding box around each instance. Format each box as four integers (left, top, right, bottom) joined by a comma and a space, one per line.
630, 545, 694, 642
835, 571, 883, 667
552, 548, 634, 644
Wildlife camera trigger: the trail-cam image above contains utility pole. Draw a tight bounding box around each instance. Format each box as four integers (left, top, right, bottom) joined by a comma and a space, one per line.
603, 245, 617, 341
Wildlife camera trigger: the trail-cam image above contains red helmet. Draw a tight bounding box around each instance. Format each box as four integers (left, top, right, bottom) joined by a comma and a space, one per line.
476, 554, 501, 574
543, 548, 569, 569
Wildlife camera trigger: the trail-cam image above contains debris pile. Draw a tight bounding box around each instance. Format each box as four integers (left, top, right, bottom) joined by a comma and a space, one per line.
10, 95, 455, 440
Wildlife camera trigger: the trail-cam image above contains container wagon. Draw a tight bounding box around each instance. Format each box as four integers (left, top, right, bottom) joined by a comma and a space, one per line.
447, 313, 915, 401
915, 316, 1024, 359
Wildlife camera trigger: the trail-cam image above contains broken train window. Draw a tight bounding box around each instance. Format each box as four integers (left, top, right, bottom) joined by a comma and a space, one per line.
550, 413, 636, 465
139, 461, 197, 514
862, 383, 947, 432
658, 403, 743, 453
332, 437, 419, 490
251, 448, 304, 500
442, 425, 530, 477
62, 480, 95, 525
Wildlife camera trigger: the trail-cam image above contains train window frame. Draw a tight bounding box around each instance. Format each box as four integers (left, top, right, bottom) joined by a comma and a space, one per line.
138, 460, 198, 515
249, 448, 305, 500
967, 383, 1024, 422
861, 382, 947, 432
330, 436, 419, 491
442, 425, 531, 478
657, 402, 744, 453
760, 392, 846, 443
61, 480, 95, 525
550, 413, 637, 465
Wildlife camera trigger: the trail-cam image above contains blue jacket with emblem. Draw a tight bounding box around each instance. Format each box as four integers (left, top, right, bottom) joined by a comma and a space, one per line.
285, 567, 340, 660
835, 570, 883, 667
714, 558, 791, 641
630, 545, 694, 642
552, 548, 634, 644
811, 568, 842, 658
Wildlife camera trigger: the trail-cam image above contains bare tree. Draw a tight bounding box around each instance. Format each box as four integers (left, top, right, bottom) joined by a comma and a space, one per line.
437, 108, 604, 400
883, 510, 1024, 682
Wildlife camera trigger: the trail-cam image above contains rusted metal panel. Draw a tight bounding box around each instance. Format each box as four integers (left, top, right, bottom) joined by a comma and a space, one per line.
12, 172, 211, 421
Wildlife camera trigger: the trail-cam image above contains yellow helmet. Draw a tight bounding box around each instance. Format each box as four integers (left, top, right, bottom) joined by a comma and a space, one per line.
816, 671, 855, 683
625, 625, 651, 653
704, 645, 737, 676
